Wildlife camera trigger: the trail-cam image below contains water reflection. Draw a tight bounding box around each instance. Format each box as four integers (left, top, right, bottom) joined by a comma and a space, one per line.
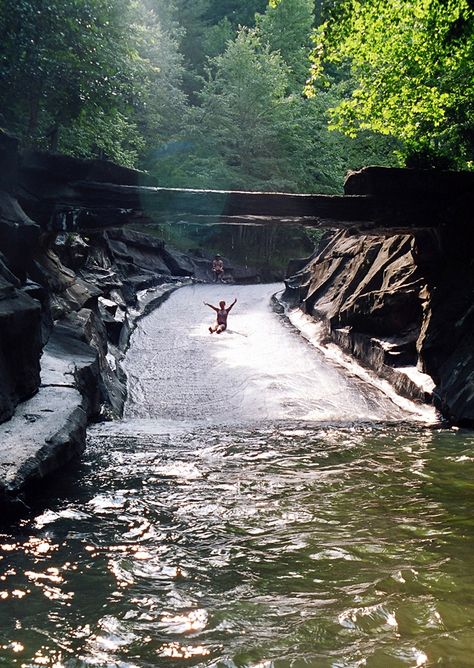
0, 425, 473, 666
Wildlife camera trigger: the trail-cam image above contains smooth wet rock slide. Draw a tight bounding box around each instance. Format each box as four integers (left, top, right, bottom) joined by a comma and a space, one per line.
124, 283, 409, 426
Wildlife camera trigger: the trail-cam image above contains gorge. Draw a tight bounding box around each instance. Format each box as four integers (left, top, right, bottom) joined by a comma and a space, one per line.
1, 131, 474, 666
1, 130, 473, 511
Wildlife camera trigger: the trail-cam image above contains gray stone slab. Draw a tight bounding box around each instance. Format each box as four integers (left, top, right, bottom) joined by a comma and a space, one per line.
0, 386, 86, 498
40, 338, 96, 387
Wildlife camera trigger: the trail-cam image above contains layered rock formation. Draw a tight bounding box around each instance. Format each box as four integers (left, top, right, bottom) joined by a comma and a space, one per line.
285, 169, 474, 425
0, 133, 235, 511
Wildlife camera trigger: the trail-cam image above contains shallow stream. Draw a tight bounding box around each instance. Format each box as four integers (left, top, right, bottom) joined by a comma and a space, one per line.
1, 284, 473, 667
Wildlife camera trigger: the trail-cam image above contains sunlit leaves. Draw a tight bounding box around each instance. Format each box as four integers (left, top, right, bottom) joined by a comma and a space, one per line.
307, 0, 474, 167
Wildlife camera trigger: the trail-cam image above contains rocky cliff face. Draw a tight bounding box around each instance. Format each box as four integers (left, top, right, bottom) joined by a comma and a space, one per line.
0, 133, 240, 511
285, 169, 474, 426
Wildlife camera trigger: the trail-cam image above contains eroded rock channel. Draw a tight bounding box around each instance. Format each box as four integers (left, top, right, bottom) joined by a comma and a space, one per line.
0, 130, 473, 511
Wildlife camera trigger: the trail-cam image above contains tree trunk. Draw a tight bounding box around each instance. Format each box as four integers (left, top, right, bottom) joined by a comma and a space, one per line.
48, 124, 60, 152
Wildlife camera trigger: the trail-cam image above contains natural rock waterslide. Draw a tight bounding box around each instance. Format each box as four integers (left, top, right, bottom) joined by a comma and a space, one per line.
123, 283, 423, 426
1, 128, 473, 511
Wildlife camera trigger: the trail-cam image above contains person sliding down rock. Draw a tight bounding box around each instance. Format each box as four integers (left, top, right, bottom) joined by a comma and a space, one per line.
211, 255, 224, 282
204, 298, 237, 334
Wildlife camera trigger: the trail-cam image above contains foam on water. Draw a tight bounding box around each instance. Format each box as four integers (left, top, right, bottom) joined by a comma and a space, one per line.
124, 283, 426, 428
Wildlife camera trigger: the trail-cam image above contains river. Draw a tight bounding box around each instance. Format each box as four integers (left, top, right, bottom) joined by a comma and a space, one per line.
1, 283, 473, 667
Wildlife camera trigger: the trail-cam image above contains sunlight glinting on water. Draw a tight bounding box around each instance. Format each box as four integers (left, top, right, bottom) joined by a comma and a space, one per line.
1, 285, 473, 668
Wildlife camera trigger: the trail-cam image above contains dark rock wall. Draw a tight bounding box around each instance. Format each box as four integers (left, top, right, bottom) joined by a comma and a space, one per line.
0, 280, 42, 423
285, 207, 474, 425
285, 231, 431, 403
0, 131, 216, 429
416, 227, 474, 423
0, 141, 45, 423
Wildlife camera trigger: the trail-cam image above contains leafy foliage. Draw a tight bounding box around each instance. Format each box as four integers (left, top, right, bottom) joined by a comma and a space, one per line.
1, 1, 135, 140
149, 28, 295, 190
1, 0, 469, 190
0, 0, 186, 165
147, 1, 399, 193
59, 107, 145, 168
307, 0, 474, 168
256, 0, 315, 89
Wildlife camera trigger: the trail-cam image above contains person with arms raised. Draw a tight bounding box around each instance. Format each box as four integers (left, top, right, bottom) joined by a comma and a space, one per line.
204, 298, 237, 333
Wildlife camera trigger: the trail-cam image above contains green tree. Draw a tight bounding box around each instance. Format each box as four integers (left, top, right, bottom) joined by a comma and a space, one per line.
148, 4, 400, 194
257, 0, 315, 90
0, 0, 139, 146
307, 0, 474, 168
59, 107, 145, 168
0, 0, 189, 167
163, 28, 295, 191
131, 1, 189, 167
159, 0, 267, 96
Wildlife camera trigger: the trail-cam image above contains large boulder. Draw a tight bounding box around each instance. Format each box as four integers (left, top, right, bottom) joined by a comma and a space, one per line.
49, 308, 126, 418
29, 247, 103, 320
106, 228, 172, 276
285, 230, 429, 400
295, 231, 423, 338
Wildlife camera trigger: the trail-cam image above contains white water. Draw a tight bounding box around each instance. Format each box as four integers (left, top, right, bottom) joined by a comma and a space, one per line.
124, 283, 417, 427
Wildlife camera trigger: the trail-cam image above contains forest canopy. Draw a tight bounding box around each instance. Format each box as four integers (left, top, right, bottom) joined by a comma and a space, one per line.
0, 0, 472, 192
307, 0, 474, 170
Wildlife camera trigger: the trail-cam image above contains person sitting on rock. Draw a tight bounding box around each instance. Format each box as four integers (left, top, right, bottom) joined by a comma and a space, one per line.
204, 298, 237, 334
211, 255, 224, 282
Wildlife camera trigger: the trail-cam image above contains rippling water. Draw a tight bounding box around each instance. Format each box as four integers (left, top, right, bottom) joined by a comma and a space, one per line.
1, 285, 473, 667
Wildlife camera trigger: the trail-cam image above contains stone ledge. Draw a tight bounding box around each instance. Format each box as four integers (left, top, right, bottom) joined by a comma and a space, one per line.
279, 302, 438, 423
0, 386, 86, 505
0, 315, 99, 511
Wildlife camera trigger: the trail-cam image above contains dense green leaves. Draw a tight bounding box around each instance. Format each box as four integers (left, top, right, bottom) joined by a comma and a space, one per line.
307, 0, 474, 168
1, 1, 136, 139
0, 0, 186, 164
257, 0, 315, 89
1, 0, 470, 186
146, 0, 399, 193
150, 28, 293, 190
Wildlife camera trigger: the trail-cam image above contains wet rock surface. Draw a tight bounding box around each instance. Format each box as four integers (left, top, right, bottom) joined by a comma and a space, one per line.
0, 386, 86, 508
285, 222, 474, 425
